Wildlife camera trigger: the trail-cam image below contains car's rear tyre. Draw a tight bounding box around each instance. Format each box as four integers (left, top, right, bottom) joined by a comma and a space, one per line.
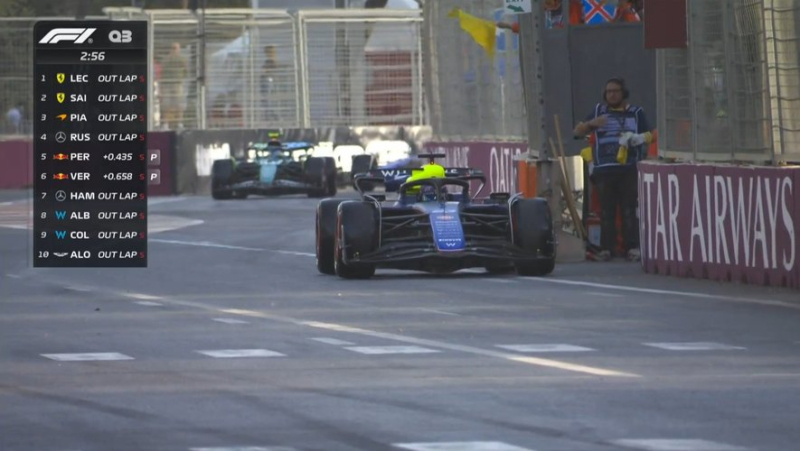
316, 199, 342, 275
334, 201, 377, 279
511, 198, 556, 276
211, 159, 234, 200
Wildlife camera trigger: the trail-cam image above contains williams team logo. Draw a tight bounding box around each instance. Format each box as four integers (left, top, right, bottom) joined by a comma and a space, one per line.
39, 28, 96, 44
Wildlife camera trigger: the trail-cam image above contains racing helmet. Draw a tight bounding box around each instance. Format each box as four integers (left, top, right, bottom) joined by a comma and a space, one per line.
406, 163, 446, 200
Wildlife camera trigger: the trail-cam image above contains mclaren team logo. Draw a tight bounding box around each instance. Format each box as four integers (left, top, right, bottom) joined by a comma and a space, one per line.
39, 28, 96, 44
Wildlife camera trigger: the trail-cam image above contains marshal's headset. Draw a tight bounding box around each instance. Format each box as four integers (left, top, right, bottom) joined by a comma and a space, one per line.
602, 77, 629, 102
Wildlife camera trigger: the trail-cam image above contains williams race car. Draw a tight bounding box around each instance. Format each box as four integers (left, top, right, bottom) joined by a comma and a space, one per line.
211, 140, 337, 200
315, 154, 556, 279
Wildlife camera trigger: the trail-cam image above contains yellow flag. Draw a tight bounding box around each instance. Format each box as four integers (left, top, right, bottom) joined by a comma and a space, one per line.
448, 8, 496, 59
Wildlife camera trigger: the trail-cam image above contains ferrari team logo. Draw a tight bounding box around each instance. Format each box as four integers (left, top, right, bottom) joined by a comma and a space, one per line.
56, 93, 65, 103
56, 73, 65, 84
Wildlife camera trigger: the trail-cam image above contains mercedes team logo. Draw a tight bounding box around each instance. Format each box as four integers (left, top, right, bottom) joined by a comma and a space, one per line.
55, 132, 67, 143
55, 190, 67, 202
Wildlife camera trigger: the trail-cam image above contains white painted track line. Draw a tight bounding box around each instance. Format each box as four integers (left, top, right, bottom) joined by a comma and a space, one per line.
523, 277, 800, 310
394, 442, 535, 451
345, 346, 441, 355
643, 342, 746, 351
496, 344, 595, 353
212, 318, 250, 325
611, 438, 750, 450
41, 353, 134, 362
196, 349, 285, 358
310, 337, 355, 346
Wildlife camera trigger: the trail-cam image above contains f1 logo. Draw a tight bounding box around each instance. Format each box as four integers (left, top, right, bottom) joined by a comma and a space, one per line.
39, 28, 96, 44
109, 30, 132, 43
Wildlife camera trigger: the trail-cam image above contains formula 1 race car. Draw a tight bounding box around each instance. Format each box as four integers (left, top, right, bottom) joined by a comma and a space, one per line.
315, 154, 556, 279
211, 140, 337, 200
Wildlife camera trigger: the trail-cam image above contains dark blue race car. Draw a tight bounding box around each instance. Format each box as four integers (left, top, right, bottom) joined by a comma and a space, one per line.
315, 154, 556, 279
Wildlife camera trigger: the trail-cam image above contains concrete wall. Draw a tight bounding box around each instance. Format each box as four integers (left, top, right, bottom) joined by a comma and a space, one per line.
0, 140, 32, 189
638, 161, 800, 289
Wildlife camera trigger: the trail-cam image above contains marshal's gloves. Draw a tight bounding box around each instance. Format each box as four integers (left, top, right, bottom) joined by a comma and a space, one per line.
619, 132, 652, 147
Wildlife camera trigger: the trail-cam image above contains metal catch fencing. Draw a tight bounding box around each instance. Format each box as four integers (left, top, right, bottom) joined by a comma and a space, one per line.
297, 9, 425, 128
0, 7, 425, 137
658, 0, 800, 164
423, 0, 527, 143
0, 19, 36, 137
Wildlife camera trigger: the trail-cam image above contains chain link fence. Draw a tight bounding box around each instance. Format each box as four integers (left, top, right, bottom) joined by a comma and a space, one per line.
424, 0, 526, 142
764, 0, 800, 162
298, 9, 424, 128
0, 19, 36, 137
658, 0, 800, 164
0, 7, 424, 138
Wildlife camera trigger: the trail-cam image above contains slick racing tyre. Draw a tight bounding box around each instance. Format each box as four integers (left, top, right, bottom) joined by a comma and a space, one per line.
511, 198, 556, 276
334, 201, 377, 279
211, 159, 234, 200
305, 157, 337, 198
316, 199, 343, 275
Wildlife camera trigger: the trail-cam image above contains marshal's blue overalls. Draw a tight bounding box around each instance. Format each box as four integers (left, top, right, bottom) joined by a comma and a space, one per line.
586, 103, 651, 256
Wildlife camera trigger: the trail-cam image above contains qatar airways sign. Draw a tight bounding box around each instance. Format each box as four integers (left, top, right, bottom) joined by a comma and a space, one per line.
638, 162, 800, 289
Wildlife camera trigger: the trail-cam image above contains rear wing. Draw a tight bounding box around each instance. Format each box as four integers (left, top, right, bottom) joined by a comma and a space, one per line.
353, 167, 487, 198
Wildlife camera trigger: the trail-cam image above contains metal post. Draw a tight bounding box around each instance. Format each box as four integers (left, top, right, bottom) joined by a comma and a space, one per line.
147, 15, 155, 131
198, 0, 207, 130
519, 3, 561, 248
687, 2, 699, 161
764, 0, 782, 164
720, 0, 737, 160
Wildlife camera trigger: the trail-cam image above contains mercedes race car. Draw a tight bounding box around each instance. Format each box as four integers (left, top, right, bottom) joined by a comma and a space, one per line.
315, 154, 556, 279
211, 140, 337, 200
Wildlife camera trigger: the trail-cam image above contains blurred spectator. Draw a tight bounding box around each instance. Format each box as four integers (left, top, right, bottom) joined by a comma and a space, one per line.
496, 0, 583, 32
160, 42, 188, 129
260, 45, 282, 122
613, 0, 641, 22
5, 104, 22, 134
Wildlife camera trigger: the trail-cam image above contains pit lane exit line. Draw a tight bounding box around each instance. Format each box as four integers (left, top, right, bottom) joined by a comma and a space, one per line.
521, 277, 800, 310
150, 238, 796, 310
150, 238, 314, 256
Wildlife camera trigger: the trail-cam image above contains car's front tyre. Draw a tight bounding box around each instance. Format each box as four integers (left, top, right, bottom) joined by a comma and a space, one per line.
211, 159, 235, 200
511, 198, 556, 276
316, 199, 342, 275
334, 201, 377, 279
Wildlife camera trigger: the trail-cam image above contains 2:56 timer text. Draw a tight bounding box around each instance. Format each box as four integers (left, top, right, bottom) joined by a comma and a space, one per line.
80, 51, 105, 61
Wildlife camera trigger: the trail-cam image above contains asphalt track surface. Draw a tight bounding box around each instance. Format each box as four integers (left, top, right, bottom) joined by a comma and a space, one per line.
2, 191, 800, 451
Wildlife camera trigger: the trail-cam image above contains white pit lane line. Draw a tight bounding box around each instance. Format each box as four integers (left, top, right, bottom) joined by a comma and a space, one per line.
150, 238, 312, 257
145, 237, 799, 311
